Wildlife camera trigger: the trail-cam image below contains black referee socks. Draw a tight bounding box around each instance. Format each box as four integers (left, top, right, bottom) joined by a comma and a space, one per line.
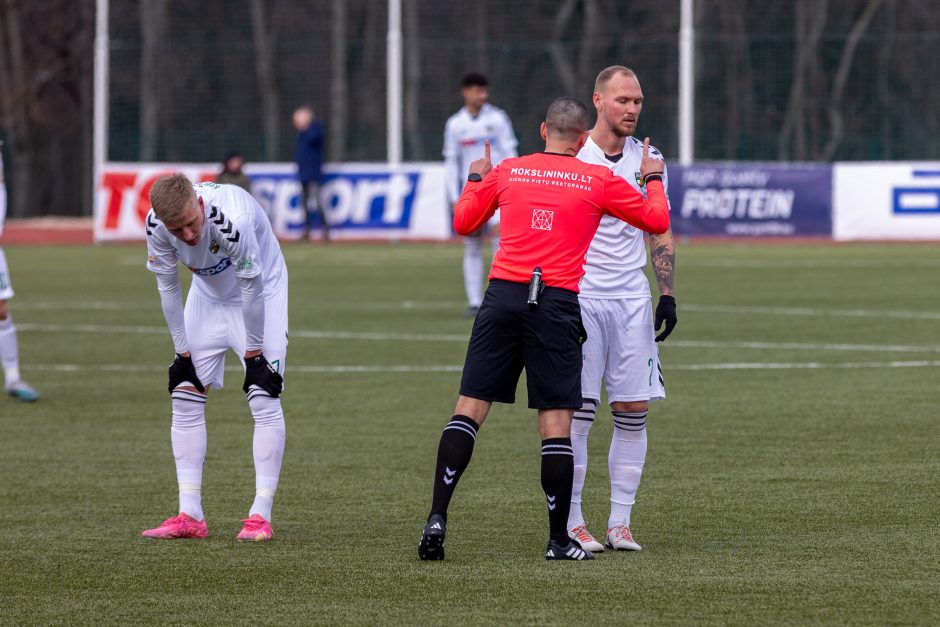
429, 415, 479, 522
541, 437, 574, 544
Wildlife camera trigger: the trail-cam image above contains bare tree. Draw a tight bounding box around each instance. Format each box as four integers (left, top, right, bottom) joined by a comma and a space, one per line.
716, 0, 755, 159
139, 0, 168, 161
778, 0, 828, 160
403, 0, 423, 160
0, 0, 92, 217
0, 0, 34, 216
329, 0, 348, 162
250, 0, 282, 161
820, 0, 884, 160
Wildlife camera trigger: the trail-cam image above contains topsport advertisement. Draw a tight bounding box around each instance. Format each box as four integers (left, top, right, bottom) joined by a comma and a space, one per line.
95, 162, 449, 242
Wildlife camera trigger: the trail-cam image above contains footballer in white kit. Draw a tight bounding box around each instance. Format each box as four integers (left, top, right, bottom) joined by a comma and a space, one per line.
443, 72, 518, 314
567, 67, 678, 553
141, 175, 289, 542
0, 145, 40, 402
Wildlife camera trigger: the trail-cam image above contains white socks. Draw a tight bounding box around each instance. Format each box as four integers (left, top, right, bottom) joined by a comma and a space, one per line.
462, 237, 484, 308
567, 399, 597, 529
0, 314, 20, 386
608, 411, 648, 528
168, 386, 285, 523
247, 392, 286, 522
171, 388, 208, 521
568, 402, 649, 530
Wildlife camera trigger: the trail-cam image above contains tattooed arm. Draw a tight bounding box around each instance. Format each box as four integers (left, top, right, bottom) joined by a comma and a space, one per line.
649, 228, 675, 297
650, 228, 677, 341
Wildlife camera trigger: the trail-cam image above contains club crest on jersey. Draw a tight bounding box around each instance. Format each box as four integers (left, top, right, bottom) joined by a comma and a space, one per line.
209, 240, 220, 254
531, 208, 553, 231
635, 171, 644, 187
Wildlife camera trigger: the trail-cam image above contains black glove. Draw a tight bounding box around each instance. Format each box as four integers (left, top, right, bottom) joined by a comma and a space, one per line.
168, 353, 205, 393
243, 354, 283, 398
654, 295, 677, 342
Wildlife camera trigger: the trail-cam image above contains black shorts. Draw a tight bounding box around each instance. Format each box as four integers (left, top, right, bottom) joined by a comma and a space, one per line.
459, 279, 586, 409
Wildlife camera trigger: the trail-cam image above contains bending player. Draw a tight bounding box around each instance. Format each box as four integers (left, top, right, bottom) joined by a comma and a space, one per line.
567, 66, 678, 553
141, 174, 288, 542
0, 148, 39, 402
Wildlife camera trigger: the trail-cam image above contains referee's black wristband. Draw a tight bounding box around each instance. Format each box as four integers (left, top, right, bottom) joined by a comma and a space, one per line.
644, 173, 664, 184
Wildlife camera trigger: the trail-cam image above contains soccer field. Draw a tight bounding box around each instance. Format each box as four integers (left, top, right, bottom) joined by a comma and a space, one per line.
1, 241, 937, 625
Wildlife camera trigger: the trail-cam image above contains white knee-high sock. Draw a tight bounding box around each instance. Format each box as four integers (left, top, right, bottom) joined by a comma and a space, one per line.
463, 237, 484, 308
247, 391, 286, 521
171, 387, 208, 521
0, 314, 21, 385
568, 398, 598, 529
608, 411, 648, 528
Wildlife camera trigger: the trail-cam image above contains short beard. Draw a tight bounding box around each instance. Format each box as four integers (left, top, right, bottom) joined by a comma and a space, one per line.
607, 119, 632, 139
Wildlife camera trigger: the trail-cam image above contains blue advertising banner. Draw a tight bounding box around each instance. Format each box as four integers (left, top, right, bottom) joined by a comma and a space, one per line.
668, 164, 832, 237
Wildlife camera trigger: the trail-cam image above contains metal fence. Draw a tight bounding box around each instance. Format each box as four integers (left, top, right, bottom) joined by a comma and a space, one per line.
105, 0, 940, 166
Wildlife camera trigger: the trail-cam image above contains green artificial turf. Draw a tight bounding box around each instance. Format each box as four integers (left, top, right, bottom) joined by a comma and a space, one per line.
0, 242, 937, 625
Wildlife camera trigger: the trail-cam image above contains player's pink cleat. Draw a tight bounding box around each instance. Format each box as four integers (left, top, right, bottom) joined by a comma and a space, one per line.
237, 514, 274, 542
140, 513, 207, 539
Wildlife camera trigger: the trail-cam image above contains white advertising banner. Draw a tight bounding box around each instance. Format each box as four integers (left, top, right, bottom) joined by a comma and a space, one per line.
95, 162, 449, 242
833, 162, 940, 240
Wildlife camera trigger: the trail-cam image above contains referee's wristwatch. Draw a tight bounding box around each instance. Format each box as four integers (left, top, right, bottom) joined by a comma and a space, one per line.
467, 172, 483, 182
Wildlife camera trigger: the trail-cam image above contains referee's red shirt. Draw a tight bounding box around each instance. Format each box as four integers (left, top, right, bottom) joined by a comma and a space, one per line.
453, 152, 670, 292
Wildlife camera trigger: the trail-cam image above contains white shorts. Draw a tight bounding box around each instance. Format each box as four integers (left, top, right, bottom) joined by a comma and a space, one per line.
184, 286, 289, 391
0, 248, 14, 300
579, 296, 665, 404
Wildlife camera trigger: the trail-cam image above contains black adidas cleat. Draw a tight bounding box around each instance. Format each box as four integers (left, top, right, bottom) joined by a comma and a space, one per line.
418, 514, 446, 561
545, 538, 595, 561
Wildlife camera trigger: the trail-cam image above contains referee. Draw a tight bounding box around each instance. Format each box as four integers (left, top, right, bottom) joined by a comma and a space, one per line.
418, 97, 670, 561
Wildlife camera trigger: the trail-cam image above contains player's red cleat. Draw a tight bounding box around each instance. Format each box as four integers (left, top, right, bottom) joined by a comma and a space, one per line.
237, 514, 274, 542
140, 513, 208, 539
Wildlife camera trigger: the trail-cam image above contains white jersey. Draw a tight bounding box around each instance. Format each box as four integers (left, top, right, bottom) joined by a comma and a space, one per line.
577, 136, 670, 299
146, 182, 287, 306
443, 102, 518, 204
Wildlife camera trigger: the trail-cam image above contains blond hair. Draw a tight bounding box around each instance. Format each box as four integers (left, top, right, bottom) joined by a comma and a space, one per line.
149, 173, 197, 223
594, 66, 637, 94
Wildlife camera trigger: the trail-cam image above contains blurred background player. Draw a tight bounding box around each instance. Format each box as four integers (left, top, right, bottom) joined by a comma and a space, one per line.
567, 66, 678, 553
215, 150, 252, 194
141, 174, 288, 542
0, 143, 39, 402
443, 72, 518, 316
293, 106, 329, 242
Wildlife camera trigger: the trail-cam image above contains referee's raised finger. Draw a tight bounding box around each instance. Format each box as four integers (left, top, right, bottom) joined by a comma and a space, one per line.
484, 139, 491, 162
643, 137, 650, 159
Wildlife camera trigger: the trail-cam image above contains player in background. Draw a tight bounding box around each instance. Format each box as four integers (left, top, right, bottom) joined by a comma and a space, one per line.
141, 174, 288, 542
443, 72, 518, 316
567, 66, 678, 553
0, 143, 39, 402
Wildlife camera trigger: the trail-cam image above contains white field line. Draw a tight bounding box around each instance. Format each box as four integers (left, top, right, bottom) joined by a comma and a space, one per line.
15, 322, 940, 353
668, 340, 940, 353
16, 322, 469, 342
26, 363, 463, 374
692, 259, 940, 269
14, 299, 940, 320
23, 360, 940, 374
683, 303, 940, 320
